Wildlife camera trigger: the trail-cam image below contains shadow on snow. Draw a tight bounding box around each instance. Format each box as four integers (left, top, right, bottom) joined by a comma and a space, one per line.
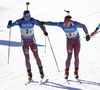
0, 40, 44, 47
68, 79, 100, 86
42, 79, 81, 90
60, 70, 100, 86
39, 79, 100, 90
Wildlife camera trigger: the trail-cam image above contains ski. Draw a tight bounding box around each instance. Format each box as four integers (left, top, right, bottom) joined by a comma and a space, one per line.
76, 79, 82, 84
65, 78, 70, 84
25, 80, 34, 85
65, 78, 82, 84
25, 78, 48, 85
39, 78, 44, 85
66, 79, 70, 84
39, 78, 49, 85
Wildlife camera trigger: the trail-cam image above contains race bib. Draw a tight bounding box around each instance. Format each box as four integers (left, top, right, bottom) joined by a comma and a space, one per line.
20, 28, 34, 36
66, 30, 78, 38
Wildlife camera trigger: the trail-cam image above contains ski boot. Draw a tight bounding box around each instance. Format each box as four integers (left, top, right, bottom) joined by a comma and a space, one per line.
27, 69, 32, 81
39, 66, 44, 79
74, 68, 79, 79
65, 68, 69, 79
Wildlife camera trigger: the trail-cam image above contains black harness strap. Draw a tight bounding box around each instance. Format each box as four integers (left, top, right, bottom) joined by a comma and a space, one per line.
62, 22, 76, 29
19, 18, 24, 26
19, 18, 34, 26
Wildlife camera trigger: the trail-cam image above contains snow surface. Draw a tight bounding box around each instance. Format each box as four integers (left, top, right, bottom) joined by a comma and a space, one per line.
0, 0, 100, 90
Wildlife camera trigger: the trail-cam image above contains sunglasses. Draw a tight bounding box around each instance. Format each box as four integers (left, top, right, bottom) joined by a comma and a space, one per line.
65, 22, 70, 24
25, 17, 30, 19
24, 13, 31, 19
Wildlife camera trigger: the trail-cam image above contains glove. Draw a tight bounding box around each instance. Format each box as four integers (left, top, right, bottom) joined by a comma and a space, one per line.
40, 21, 45, 25
8, 20, 12, 25
44, 31, 48, 36
86, 35, 90, 41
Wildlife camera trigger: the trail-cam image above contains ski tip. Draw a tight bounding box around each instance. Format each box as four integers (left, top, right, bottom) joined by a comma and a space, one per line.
7, 62, 9, 64
59, 71, 60, 73
44, 51, 46, 53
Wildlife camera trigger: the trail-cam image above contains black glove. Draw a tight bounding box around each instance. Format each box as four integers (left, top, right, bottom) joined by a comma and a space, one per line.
44, 31, 48, 36
41, 21, 45, 25
39, 21, 45, 25
86, 35, 90, 41
8, 20, 12, 25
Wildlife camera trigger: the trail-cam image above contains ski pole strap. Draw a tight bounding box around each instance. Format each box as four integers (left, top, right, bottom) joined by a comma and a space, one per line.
19, 18, 34, 26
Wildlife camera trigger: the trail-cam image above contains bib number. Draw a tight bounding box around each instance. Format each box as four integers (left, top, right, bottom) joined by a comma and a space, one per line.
66, 30, 78, 38
21, 28, 34, 36
26, 29, 32, 34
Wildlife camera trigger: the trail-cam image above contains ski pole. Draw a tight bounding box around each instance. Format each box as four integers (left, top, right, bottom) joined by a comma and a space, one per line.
44, 36, 46, 53
8, 26, 11, 64
47, 35, 60, 73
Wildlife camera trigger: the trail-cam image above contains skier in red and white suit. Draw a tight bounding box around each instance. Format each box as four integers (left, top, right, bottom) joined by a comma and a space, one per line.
41, 15, 90, 79
7, 10, 48, 81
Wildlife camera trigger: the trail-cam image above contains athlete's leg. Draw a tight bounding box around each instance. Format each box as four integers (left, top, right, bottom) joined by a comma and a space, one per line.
74, 38, 80, 69
66, 39, 73, 69
65, 39, 73, 79
30, 38, 44, 78
30, 38, 42, 67
73, 38, 80, 78
22, 46, 31, 70
22, 39, 32, 80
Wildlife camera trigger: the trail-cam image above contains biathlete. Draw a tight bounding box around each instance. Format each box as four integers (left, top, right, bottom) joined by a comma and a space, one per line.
41, 15, 90, 79
7, 10, 48, 81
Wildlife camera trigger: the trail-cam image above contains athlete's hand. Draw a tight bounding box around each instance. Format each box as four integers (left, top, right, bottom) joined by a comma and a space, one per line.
40, 21, 45, 25
86, 35, 90, 41
44, 31, 48, 36
8, 20, 12, 25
